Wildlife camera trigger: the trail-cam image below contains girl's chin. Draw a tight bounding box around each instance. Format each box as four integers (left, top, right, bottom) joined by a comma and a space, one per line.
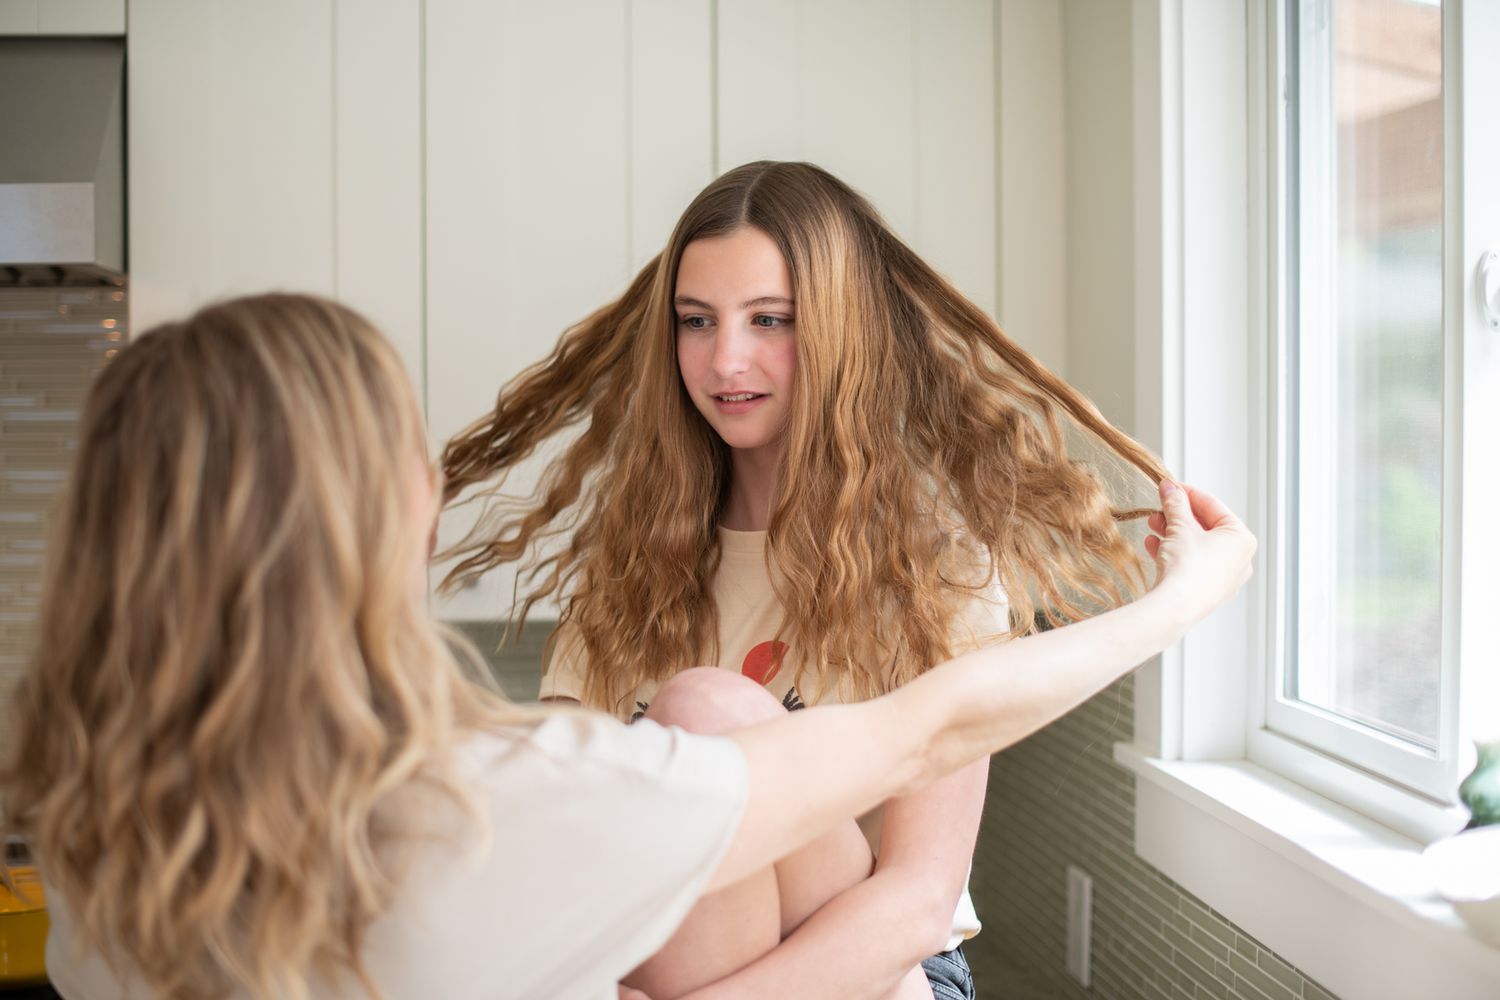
691, 407, 784, 453
713, 426, 780, 453
720, 436, 773, 451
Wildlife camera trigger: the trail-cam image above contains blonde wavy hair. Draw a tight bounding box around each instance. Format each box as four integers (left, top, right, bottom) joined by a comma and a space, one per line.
442, 160, 1168, 713
3, 294, 522, 999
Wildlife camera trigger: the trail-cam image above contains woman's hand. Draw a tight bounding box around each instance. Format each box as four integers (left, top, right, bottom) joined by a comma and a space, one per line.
618, 986, 653, 1000
1144, 480, 1256, 620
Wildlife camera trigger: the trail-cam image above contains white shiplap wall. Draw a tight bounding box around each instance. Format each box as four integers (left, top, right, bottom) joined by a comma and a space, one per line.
126, 0, 998, 621
127, 0, 425, 386
0, 0, 124, 34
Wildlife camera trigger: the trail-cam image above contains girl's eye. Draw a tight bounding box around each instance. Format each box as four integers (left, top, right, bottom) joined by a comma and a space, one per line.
679, 315, 710, 330
753, 315, 791, 329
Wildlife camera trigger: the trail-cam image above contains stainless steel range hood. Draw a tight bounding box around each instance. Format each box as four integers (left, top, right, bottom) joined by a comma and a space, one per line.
0, 38, 124, 285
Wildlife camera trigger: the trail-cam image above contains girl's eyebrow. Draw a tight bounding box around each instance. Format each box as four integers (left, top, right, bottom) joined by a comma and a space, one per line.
673, 295, 795, 310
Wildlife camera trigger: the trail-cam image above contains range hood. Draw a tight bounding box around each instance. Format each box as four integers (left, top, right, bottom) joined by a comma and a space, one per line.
0, 38, 124, 285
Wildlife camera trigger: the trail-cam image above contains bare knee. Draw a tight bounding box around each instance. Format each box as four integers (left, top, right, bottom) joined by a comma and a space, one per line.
645, 667, 785, 735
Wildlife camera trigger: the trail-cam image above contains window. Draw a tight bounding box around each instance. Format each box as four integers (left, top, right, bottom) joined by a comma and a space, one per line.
1120, 1, 1500, 993
1245, 0, 1500, 834
1271, 0, 1455, 801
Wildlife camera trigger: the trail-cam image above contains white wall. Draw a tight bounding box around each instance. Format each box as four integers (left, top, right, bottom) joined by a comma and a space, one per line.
994, 0, 1141, 436
127, 0, 425, 385
0, 0, 123, 34
995, 0, 1067, 377
1062, 0, 1137, 435
126, 0, 1001, 621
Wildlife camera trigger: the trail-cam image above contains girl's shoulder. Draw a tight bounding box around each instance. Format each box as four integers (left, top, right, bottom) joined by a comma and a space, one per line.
928, 520, 1013, 651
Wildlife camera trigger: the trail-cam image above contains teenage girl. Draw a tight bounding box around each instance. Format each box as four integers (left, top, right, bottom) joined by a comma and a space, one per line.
441, 162, 1192, 999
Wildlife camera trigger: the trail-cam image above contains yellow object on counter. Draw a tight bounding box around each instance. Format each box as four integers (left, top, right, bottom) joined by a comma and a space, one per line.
0, 866, 49, 986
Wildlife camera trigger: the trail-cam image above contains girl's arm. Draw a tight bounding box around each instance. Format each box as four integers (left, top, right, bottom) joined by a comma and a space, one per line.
670, 568, 1013, 996
703, 482, 1251, 896
677, 762, 989, 999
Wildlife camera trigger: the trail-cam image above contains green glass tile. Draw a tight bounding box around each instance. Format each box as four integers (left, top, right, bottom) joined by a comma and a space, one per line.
1303, 980, 1341, 1000
1228, 951, 1295, 1000
1255, 948, 1303, 994
1188, 922, 1230, 961
1180, 896, 1236, 950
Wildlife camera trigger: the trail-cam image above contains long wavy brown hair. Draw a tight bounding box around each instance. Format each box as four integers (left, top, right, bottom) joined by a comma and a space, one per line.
442, 161, 1167, 713
3, 294, 524, 999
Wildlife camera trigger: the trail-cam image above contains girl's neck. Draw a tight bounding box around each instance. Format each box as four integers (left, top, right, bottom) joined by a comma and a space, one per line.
720, 443, 781, 531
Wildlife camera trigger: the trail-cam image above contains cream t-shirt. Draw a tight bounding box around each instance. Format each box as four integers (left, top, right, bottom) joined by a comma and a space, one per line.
539, 527, 1010, 951
45, 712, 747, 1000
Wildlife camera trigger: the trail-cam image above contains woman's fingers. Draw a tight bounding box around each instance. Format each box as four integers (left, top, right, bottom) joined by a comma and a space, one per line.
1184, 484, 1242, 532
1159, 479, 1193, 531
1154, 481, 1246, 536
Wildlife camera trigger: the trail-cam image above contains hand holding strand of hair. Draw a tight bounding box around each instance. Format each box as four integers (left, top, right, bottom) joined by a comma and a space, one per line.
1143, 479, 1257, 624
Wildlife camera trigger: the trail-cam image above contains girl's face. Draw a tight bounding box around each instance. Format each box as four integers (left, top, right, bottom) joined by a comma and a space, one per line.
674, 226, 797, 457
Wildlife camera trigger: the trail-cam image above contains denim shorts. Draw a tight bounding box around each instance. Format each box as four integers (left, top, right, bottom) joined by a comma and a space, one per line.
922, 944, 975, 1000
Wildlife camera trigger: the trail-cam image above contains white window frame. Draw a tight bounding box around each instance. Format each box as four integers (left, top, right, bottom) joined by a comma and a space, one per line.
1265, 0, 1460, 810
1120, 0, 1500, 997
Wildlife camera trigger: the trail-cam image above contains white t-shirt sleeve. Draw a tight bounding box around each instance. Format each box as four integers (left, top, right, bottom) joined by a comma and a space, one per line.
42, 713, 747, 1000
361, 712, 748, 1000
537, 621, 588, 701
948, 572, 1012, 655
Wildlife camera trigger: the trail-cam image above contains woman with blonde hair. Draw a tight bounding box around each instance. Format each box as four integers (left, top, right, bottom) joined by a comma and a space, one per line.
6, 292, 1251, 1000
441, 161, 1189, 999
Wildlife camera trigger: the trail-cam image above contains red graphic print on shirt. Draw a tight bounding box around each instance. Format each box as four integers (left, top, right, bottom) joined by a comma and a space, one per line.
741, 640, 788, 686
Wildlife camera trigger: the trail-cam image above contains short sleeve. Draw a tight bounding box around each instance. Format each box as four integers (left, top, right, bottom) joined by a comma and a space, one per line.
356, 712, 749, 1000
42, 714, 748, 1000
538, 621, 589, 701
948, 574, 1011, 656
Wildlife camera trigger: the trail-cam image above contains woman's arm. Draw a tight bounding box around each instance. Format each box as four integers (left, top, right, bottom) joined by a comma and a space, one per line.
704, 482, 1252, 895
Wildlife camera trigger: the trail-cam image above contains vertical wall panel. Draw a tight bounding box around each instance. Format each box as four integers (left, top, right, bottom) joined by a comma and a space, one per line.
996, 0, 1068, 374
0, 0, 126, 34
0, 2, 41, 33
1063, 0, 1138, 431
796, 0, 917, 237
628, 0, 715, 270
425, 0, 631, 621
916, 0, 996, 317
717, 0, 994, 315
127, 0, 216, 329
38, 0, 124, 33
207, 2, 335, 297
128, 0, 335, 332
719, 0, 917, 238
334, 0, 425, 393
715, 0, 802, 167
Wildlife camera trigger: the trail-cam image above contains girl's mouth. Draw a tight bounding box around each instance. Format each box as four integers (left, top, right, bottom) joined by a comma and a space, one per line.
712, 392, 767, 414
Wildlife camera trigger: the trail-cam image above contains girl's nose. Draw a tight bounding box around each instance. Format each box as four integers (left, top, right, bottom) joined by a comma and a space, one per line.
711, 326, 751, 380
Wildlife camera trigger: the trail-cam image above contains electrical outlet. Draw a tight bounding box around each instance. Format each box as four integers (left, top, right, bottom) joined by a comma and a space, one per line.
1066, 865, 1093, 987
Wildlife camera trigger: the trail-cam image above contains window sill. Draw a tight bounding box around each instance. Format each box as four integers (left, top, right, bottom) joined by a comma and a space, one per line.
1114, 742, 1500, 1000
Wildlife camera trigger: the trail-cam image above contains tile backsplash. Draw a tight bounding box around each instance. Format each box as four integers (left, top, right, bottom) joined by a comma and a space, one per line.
0, 285, 123, 751
967, 674, 1342, 1000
